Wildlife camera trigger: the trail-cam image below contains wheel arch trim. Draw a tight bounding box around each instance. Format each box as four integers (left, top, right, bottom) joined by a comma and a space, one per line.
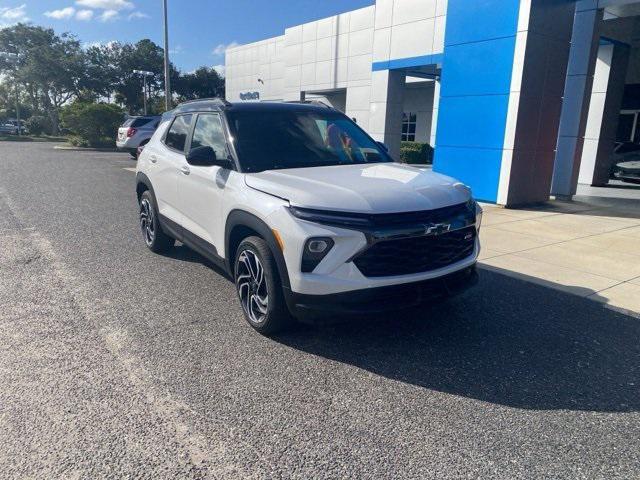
225, 209, 291, 289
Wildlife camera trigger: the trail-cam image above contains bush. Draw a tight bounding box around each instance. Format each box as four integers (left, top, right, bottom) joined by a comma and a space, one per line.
60, 101, 123, 148
25, 115, 52, 136
400, 141, 434, 165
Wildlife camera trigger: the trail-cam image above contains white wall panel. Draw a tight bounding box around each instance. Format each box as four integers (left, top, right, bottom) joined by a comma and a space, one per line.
390, 18, 435, 59
393, 0, 437, 25
375, 0, 393, 29
317, 17, 336, 39
302, 41, 317, 64
316, 37, 334, 62
348, 54, 373, 81
373, 27, 392, 62
302, 22, 317, 43
350, 6, 375, 32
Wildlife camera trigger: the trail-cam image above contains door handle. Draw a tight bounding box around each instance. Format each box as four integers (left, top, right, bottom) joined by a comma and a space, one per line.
150, 155, 157, 163
180, 165, 191, 175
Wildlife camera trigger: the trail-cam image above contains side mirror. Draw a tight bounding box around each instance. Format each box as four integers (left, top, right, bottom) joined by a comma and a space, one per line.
377, 141, 389, 152
186, 146, 216, 166
186, 146, 234, 169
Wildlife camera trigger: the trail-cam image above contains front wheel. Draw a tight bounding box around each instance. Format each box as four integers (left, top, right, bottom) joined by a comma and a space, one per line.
234, 236, 292, 335
139, 190, 174, 253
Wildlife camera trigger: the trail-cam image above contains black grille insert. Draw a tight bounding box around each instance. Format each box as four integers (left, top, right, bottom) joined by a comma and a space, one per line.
353, 226, 476, 277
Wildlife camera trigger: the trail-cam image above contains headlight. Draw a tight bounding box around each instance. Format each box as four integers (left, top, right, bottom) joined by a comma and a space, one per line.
301, 237, 334, 273
287, 206, 373, 229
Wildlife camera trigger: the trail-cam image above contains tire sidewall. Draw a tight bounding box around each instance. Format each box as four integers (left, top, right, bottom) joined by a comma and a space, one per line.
139, 190, 172, 253
234, 237, 288, 334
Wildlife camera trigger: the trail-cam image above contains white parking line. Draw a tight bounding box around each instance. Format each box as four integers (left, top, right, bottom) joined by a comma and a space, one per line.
123, 167, 136, 173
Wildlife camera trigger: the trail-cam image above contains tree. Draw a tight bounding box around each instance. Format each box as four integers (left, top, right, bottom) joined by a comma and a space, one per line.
0, 24, 87, 134
104, 39, 179, 114
60, 100, 123, 146
175, 67, 225, 101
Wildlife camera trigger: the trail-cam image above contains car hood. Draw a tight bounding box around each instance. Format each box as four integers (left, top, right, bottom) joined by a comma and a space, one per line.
244, 163, 471, 213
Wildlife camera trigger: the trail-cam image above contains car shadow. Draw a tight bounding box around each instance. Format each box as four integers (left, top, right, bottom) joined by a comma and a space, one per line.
159, 243, 232, 279
271, 267, 640, 413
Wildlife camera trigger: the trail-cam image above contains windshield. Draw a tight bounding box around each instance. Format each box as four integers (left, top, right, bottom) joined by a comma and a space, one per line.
226, 109, 392, 172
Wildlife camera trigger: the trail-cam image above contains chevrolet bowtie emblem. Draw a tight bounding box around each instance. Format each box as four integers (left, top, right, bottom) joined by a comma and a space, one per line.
424, 223, 451, 236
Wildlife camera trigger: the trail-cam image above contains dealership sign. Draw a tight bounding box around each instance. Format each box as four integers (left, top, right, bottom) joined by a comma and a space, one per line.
239, 91, 260, 101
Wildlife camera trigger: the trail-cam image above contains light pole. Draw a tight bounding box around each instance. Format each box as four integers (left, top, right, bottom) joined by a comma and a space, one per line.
133, 70, 154, 115
162, 0, 171, 111
0, 52, 21, 137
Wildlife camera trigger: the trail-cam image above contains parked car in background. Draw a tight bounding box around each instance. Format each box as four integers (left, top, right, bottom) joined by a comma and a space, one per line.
611, 142, 640, 184
135, 100, 481, 335
116, 115, 160, 158
0, 119, 27, 135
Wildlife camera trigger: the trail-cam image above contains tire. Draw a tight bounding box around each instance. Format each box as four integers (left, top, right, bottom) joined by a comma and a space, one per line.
129, 149, 138, 159
139, 190, 174, 253
234, 236, 293, 335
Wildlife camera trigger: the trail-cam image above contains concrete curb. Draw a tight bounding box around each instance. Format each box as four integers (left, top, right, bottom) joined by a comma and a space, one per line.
53, 145, 118, 153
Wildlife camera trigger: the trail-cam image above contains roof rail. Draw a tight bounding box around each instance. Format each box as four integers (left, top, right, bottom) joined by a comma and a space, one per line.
179, 97, 231, 107
286, 100, 333, 109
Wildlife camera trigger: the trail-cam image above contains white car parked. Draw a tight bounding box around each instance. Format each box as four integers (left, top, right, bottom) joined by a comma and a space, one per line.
136, 99, 481, 334
116, 115, 160, 158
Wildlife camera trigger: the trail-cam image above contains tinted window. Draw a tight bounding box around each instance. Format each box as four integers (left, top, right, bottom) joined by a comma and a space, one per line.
122, 118, 153, 128
131, 118, 154, 128
165, 115, 193, 152
190, 114, 227, 160
226, 109, 390, 172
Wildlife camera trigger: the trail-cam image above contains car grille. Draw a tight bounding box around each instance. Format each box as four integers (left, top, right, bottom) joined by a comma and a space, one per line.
353, 226, 477, 277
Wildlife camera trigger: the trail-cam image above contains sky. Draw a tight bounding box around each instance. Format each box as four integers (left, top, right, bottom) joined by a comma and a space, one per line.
0, 0, 374, 74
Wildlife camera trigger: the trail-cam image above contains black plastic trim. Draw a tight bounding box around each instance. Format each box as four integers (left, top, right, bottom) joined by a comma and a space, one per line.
158, 213, 228, 274
225, 210, 291, 289
288, 265, 478, 320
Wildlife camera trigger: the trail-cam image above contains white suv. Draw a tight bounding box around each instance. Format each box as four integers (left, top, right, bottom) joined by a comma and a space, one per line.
136, 99, 481, 334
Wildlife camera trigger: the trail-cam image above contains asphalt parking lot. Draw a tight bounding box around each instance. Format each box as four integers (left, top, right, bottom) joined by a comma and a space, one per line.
1, 142, 639, 479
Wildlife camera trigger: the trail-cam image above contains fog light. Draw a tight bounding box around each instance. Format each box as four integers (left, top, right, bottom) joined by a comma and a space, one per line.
301, 237, 334, 273
307, 239, 329, 253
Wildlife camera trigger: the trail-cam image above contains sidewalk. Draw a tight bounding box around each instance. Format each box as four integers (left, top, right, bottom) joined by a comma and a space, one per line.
478, 192, 640, 316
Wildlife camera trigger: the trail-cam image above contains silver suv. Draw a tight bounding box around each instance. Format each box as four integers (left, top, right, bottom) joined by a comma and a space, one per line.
116, 116, 160, 158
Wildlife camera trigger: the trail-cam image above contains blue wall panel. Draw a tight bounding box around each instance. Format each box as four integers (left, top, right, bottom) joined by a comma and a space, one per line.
433, 0, 522, 203
372, 54, 444, 72
445, 0, 520, 46
435, 147, 502, 202
436, 95, 511, 150
439, 37, 516, 97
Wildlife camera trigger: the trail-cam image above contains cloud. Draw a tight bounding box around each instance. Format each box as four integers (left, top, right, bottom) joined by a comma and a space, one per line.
98, 9, 119, 21
44, 7, 76, 20
75, 0, 133, 10
169, 45, 183, 55
212, 64, 225, 76
0, 4, 29, 23
127, 11, 148, 20
212, 41, 238, 56
83, 39, 118, 50
75, 9, 94, 20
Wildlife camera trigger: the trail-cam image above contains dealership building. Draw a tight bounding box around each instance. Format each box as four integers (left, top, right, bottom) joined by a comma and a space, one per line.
225, 0, 640, 205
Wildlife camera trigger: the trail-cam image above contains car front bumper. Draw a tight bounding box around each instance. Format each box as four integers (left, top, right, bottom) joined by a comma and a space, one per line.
283, 264, 478, 321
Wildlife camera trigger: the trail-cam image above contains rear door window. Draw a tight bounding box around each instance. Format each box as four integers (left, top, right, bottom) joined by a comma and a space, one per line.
164, 115, 193, 152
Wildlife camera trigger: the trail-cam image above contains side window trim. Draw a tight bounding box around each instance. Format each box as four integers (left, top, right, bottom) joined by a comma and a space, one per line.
187, 113, 236, 170
162, 114, 194, 154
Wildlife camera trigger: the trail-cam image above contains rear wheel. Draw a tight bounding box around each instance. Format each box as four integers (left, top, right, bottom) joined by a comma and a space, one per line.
139, 190, 174, 253
234, 236, 292, 335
